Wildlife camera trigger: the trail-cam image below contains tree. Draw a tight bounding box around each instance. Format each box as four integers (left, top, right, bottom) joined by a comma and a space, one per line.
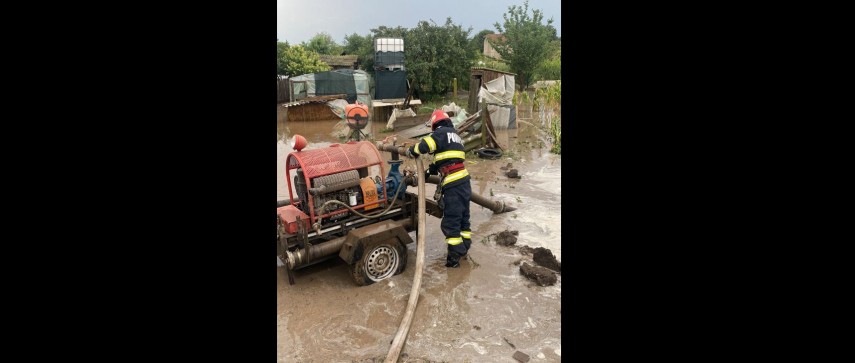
370, 25, 408, 39
301, 32, 343, 55
277, 41, 290, 75
491, 0, 558, 88
278, 45, 330, 77
533, 39, 561, 81
342, 32, 374, 73
403, 18, 473, 99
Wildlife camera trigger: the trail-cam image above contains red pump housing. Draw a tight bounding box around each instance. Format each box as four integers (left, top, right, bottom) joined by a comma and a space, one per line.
283, 141, 387, 228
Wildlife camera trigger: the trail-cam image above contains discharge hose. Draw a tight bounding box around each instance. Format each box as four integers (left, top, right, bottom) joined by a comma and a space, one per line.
384, 153, 427, 363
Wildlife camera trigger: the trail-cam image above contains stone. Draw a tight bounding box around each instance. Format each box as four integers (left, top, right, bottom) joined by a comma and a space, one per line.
532, 247, 561, 272
520, 262, 558, 286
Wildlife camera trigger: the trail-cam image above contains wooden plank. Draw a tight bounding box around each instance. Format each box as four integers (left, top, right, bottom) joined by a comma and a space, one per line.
391, 114, 430, 130
373, 99, 422, 107
394, 123, 433, 141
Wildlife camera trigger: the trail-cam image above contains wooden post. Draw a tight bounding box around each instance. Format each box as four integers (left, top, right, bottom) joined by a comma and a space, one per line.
453, 77, 457, 99
480, 100, 487, 148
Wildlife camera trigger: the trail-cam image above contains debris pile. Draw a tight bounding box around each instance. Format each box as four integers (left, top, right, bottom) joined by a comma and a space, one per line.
500, 163, 522, 179
519, 263, 558, 286
495, 230, 519, 246
532, 247, 561, 272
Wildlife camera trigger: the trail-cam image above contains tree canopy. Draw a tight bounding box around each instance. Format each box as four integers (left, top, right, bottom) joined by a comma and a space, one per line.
278, 2, 562, 96
491, 0, 557, 87
403, 18, 472, 98
342, 32, 375, 74
277, 45, 330, 77
301, 32, 343, 55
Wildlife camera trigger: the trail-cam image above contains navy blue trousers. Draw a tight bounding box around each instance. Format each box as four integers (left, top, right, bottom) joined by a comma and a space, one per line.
440, 181, 471, 259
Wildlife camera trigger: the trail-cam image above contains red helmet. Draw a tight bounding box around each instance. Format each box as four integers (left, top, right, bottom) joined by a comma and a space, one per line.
429, 109, 450, 129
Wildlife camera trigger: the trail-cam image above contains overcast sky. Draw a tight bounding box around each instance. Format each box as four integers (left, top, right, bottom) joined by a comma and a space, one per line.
277, 0, 561, 45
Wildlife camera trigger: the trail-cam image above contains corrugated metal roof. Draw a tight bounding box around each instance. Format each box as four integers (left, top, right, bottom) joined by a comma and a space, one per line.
281, 94, 347, 108
318, 54, 358, 67
470, 67, 517, 76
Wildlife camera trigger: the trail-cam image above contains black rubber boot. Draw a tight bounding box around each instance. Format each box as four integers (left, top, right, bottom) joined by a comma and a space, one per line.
445, 252, 461, 268
446, 244, 466, 267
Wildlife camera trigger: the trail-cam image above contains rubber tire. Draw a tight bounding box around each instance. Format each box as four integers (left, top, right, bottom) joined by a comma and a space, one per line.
351, 240, 408, 286
477, 148, 503, 159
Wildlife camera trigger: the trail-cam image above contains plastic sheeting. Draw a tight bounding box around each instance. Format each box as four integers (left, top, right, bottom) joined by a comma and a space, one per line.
441, 102, 469, 128
385, 108, 417, 129
477, 75, 517, 129
327, 99, 349, 119
375, 70, 407, 99
289, 69, 372, 107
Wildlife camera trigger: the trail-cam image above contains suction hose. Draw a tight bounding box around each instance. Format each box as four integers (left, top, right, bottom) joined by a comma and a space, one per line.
384, 153, 427, 363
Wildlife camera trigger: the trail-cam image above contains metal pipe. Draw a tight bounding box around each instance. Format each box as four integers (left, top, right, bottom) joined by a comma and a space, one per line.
284, 236, 347, 269
285, 219, 413, 269
426, 175, 516, 214
376, 143, 407, 155
376, 143, 515, 214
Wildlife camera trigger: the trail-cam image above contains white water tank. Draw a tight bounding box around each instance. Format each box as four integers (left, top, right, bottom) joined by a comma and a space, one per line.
374, 38, 404, 53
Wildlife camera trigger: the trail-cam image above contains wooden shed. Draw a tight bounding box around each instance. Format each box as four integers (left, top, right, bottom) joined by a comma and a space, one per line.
467, 67, 517, 114
281, 94, 346, 121
318, 55, 359, 70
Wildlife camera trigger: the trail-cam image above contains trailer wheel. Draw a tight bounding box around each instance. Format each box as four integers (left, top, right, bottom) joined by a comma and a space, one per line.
351, 240, 407, 286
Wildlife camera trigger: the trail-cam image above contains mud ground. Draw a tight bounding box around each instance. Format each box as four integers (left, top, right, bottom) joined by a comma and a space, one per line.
278, 105, 562, 362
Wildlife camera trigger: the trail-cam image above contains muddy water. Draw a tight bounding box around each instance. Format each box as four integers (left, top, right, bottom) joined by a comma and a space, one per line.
278, 104, 562, 362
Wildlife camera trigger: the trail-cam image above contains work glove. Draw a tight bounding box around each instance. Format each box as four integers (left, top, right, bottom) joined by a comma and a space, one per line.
404, 146, 416, 159
424, 163, 438, 181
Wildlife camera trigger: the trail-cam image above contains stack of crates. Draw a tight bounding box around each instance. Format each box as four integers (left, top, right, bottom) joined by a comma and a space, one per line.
374, 38, 407, 99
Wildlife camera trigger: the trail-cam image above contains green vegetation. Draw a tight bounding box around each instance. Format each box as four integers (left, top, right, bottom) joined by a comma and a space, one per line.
278, 1, 561, 107
532, 81, 561, 154
301, 32, 343, 55
405, 18, 473, 99
474, 54, 512, 73
534, 54, 561, 81
277, 44, 330, 77
549, 116, 561, 154
490, 0, 558, 88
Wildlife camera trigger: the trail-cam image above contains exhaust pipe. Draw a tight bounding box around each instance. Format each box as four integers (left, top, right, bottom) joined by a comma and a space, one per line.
284, 236, 347, 270
285, 219, 414, 269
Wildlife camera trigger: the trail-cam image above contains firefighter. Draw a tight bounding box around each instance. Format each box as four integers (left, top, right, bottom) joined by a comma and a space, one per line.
405, 110, 472, 268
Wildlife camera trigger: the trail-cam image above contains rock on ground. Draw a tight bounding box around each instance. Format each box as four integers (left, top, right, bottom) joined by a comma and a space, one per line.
532, 247, 561, 272
512, 350, 531, 362
519, 262, 558, 286
495, 230, 519, 246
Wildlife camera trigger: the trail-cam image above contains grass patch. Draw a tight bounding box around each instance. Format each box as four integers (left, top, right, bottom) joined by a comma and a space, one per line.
548, 116, 561, 154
